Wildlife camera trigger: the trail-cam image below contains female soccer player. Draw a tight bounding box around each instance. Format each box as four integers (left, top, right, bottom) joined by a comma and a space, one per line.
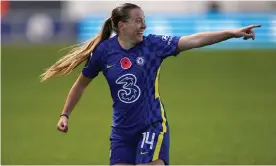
40, 3, 260, 165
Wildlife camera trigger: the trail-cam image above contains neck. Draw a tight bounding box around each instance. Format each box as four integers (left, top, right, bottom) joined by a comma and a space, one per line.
118, 35, 136, 50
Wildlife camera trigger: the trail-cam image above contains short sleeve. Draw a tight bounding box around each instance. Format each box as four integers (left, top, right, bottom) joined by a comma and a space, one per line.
82, 45, 104, 79
147, 34, 181, 59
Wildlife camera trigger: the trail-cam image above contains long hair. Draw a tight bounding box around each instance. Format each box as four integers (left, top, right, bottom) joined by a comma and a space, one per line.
40, 3, 140, 82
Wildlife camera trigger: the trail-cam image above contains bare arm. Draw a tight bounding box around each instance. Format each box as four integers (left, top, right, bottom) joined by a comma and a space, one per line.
177, 24, 261, 52
61, 73, 92, 117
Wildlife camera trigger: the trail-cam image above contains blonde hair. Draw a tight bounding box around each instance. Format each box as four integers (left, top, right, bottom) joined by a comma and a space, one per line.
40, 18, 113, 82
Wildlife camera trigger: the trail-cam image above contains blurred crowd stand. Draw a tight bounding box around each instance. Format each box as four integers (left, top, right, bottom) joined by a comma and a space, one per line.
1, 1, 276, 45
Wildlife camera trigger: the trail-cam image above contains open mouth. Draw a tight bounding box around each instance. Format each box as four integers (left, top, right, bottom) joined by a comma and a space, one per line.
137, 32, 144, 36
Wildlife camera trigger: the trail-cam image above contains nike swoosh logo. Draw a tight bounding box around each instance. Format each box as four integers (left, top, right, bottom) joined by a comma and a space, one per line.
140, 152, 149, 155
106, 64, 114, 69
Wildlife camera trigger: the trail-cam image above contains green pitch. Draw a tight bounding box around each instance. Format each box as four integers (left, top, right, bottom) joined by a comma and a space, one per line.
2, 45, 276, 164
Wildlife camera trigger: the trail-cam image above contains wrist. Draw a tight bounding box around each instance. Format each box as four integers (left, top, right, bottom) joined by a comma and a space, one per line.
60, 114, 69, 119
224, 30, 235, 38
225, 30, 235, 38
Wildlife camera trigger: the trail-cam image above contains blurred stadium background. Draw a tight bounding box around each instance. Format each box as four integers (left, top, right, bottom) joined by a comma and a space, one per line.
1, 1, 276, 165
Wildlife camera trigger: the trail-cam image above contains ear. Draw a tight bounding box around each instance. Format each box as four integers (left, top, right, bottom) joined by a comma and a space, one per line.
118, 21, 125, 31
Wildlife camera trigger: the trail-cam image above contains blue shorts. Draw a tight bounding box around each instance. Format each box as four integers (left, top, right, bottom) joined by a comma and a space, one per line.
109, 122, 170, 165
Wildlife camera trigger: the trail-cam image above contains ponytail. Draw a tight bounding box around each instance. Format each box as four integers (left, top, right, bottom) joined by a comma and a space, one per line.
40, 17, 113, 82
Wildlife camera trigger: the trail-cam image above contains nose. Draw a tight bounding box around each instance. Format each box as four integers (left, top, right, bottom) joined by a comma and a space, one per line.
141, 21, 146, 30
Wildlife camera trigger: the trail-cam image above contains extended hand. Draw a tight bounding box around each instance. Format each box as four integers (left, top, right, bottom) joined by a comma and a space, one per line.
232, 24, 261, 40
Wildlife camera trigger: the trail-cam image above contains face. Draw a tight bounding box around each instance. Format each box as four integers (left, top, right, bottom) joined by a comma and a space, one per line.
119, 8, 147, 43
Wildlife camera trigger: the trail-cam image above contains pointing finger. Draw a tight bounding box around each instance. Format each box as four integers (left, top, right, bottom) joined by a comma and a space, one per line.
245, 24, 261, 30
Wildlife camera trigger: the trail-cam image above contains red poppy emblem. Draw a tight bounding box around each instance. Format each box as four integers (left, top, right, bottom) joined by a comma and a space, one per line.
120, 57, 132, 69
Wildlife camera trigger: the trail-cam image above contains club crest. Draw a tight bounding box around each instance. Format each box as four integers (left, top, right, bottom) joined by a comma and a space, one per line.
136, 57, 145, 66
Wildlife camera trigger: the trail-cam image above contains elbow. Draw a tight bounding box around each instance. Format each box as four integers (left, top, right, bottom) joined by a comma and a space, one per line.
177, 35, 208, 51
193, 33, 213, 48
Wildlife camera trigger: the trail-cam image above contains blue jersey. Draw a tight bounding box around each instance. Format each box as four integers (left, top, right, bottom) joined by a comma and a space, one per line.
82, 34, 180, 140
